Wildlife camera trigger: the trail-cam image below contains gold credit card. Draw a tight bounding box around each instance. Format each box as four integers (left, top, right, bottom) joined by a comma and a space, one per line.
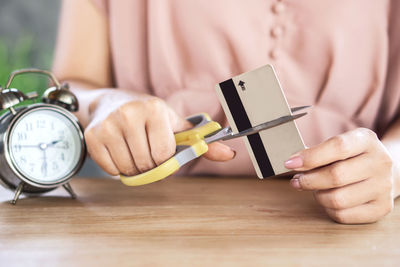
215, 64, 305, 178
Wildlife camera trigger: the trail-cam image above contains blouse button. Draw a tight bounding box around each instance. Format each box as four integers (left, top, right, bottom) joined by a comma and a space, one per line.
269, 49, 279, 60
271, 26, 284, 38
272, 2, 286, 14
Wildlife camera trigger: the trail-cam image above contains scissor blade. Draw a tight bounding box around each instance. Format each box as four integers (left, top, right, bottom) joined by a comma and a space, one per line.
203, 127, 233, 144
290, 105, 311, 113
221, 112, 307, 141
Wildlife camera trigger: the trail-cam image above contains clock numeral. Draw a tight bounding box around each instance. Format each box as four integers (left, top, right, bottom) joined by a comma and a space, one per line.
25, 122, 33, 131
41, 161, 48, 176
19, 156, 27, 164
13, 144, 22, 152
58, 130, 65, 139
37, 119, 46, 129
52, 162, 59, 171
17, 132, 27, 141
59, 141, 70, 150
29, 163, 35, 172
61, 153, 65, 161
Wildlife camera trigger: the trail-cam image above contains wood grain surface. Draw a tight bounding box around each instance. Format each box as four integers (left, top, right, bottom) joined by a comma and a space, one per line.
0, 176, 399, 266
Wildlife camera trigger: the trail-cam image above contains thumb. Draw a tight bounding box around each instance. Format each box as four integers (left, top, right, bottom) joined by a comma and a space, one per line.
203, 142, 236, 161
168, 110, 235, 161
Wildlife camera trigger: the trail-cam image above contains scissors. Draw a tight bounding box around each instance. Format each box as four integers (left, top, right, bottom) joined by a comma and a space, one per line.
120, 106, 310, 186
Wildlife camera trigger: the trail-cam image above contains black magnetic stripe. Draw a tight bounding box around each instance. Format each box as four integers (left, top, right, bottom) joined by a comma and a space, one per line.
219, 79, 275, 177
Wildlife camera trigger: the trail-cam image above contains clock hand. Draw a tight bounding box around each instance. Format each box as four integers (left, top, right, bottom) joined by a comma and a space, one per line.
14, 144, 39, 148
41, 149, 47, 177
35, 140, 62, 151
47, 140, 63, 147
16, 141, 63, 151
53, 141, 69, 150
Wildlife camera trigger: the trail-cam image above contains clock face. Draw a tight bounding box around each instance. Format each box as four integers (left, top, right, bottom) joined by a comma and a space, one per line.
7, 107, 84, 184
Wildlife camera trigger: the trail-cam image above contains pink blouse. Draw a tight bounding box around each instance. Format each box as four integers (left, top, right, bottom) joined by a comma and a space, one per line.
90, 0, 400, 176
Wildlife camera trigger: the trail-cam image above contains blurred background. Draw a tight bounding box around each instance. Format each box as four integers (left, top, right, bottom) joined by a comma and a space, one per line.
0, 0, 60, 94
0, 0, 106, 177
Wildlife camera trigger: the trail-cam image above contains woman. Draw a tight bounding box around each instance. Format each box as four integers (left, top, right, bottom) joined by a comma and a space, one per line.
53, 0, 400, 224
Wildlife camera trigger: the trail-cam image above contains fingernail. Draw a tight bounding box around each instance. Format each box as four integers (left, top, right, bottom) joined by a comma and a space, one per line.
231, 148, 237, 159
284, 156, 303, 169
293, 173, 302, 179
290, 174, 303, 191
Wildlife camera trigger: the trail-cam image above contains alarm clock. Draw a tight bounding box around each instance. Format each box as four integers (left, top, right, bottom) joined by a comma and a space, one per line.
0, 68, 86, 204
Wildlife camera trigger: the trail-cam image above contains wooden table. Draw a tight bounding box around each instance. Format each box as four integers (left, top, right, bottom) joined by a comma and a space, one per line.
0, 176, 399, 266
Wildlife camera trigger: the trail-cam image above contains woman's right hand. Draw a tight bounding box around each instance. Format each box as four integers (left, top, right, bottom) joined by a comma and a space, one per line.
52, 1, 235, 176
84, 90, 235, 176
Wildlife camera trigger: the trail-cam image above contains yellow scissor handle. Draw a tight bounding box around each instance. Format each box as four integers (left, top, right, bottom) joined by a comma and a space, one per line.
120, 113, 222, 186
175, 113, 221, 145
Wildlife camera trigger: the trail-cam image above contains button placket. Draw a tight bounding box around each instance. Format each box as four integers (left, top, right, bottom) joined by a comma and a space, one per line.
269, 0, 286, 61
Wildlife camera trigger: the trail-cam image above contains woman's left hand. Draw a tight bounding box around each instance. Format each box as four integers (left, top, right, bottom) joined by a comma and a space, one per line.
284, 128, 398, 224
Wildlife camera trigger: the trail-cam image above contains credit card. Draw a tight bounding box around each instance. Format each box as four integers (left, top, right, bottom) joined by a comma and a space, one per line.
215, 64, 305, 178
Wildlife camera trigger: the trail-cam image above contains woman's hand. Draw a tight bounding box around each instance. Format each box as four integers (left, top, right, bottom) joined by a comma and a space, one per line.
84, 90, 235, 176
284, 128, 398, 224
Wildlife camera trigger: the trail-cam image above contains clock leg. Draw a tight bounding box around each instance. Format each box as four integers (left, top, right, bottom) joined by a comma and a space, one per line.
63, 182, 77, 199
11, 182, 24, 205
